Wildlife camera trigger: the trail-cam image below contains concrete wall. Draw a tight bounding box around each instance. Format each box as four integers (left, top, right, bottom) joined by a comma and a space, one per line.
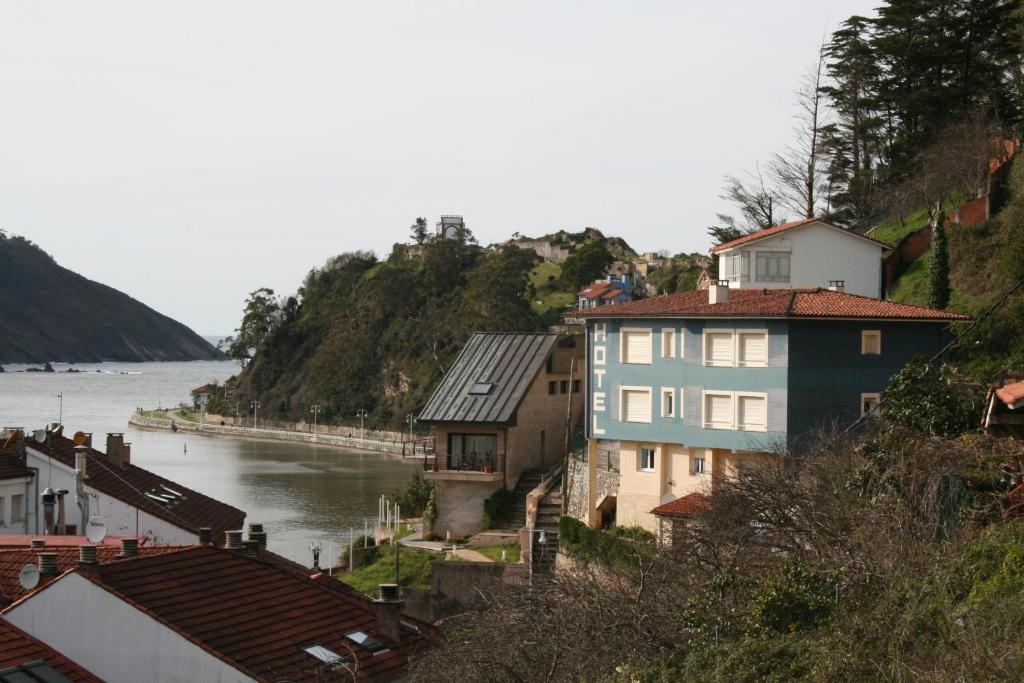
403, 560, 528, 622
5, 572, 251, 683
430, 476, 504, 538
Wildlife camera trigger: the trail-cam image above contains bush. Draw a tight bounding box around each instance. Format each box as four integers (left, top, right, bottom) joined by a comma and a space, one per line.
751, 564, 837, 633
482, 487, 516, 529
558, 516, 654, 568
423, 486, 438, 539
392, 471, 434, 516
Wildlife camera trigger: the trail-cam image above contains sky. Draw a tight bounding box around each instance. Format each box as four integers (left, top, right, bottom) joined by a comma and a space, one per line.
0, 1, 878, 336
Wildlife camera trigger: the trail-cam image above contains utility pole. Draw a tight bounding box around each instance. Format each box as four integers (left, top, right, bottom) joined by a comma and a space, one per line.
310, 404, 321, 435
405, 413, 416, 442
56, 393, 63, 425
356, 408, 368, 439
250, 400, 261, 428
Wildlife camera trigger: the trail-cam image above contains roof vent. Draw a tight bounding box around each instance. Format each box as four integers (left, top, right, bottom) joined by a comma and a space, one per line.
38, 552, 59, 576
120, 538, 139, 558
225, 530, 244, 550
29, 539, 45, 549
198, 527, 212, 546
78, 544, 98, 567
708, 279, 730, 305
243, 539, 260, 559
828, 280, 846, 292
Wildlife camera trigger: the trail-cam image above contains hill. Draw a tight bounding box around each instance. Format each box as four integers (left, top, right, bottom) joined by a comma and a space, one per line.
0, 232, 217, 363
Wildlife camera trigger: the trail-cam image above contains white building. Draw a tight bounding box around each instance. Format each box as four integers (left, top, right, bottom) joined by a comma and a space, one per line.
0, 448, 32, 534
712, 219, 888, 299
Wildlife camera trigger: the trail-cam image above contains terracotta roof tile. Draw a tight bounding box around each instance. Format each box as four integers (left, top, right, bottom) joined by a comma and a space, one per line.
27, 434, 245, 545
572, 288, 970, 322
0, 619, 101, 681
710, 219, 889, 253
579, 282, 612, 299
650, 493, 710, 518
59, 546, 433, 682
995, 380, 1024, 408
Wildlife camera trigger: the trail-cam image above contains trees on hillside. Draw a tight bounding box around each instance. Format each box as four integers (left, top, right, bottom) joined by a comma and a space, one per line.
560, 241, 615, 290
225, 288, 280, 363
410, 217, 429, 244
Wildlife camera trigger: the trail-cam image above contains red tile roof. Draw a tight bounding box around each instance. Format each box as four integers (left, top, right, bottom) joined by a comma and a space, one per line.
710, 219, 889, 253
26, 433, 245, 545
30, 546, 433, 682
192, 384, 212, 394
0, 619, 101, 681
0, 544, 187, 604
579, 281, 612, 300
0, 535, 125, 550
995, 380, 1024, 408
572, 288, 970, 321
600, 288, 624, 301
650, 493, 710, 518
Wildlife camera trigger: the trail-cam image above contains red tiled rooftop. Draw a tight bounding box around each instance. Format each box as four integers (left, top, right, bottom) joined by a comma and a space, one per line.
0, 535, 125, 549
651, 493, 710, 518
995, 380, 1024, 408
572, 288, 970, 322
0, 619, 101, 681
710, 218, 889, 253
600, 288, 624, 301
26, 433, 245, 545
45, 545, 433, 682
579, 281, 612, 299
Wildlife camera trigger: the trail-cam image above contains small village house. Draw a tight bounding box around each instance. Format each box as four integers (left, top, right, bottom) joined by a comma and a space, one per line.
191, 384, 213, 411
0, 435, 33, 535
570, 283, 968, 532
712, 219, 889, 298
418, 332, 585, 537
578, 275, 633, 310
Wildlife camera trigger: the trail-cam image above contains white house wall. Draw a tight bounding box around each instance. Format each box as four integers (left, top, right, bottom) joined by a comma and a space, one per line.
0, 477, 32, 534
4, 572, 253, 683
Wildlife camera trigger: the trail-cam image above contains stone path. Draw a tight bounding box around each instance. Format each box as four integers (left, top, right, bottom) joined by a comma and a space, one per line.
399, 530, 494, 562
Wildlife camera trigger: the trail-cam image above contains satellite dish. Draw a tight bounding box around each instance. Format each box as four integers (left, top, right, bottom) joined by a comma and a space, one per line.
72, 431, 87, 445
18, 564, 39, 590
86, 516, 107, 544
33, 430, 46, 443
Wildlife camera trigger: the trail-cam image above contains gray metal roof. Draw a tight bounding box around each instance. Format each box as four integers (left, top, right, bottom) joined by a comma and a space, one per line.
418, 332, 556, 425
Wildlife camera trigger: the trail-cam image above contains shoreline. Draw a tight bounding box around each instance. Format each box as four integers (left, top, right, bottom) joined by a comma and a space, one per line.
128, 413, 431, 458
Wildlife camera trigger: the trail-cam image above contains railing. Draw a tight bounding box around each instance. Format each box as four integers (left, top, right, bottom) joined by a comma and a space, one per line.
423, 453, 506, 474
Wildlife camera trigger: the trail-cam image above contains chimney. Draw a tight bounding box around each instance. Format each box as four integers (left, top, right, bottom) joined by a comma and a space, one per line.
120, 538, 139, 558
106, 433, 124, 468
708, 279, 730, 305
83, 432, 92, 448
38, 552, 59, 577
828, 280, 846, 292
248, 523, 266, 549
198, 527, 213, 546
243, 539, 260, 559
74, 445, 89, 478
374, 583, 404, 643
121, 443, 131, 467
55, 490, 68, 535
225, 530, 244, 550
78, 544, 98, 569
30, 539, 45, 549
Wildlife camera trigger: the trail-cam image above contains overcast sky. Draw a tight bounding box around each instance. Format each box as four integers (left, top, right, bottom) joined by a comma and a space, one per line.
1, 1, 878, 335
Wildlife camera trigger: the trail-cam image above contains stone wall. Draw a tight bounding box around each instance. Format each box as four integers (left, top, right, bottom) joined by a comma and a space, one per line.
403, 560, 528, 622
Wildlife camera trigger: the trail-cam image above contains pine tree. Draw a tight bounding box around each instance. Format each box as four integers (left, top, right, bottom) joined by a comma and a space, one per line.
927, 208, 950, 309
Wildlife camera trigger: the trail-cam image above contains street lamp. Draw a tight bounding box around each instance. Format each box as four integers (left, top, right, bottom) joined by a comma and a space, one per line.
250, 400, 261, 428
310, 404, 322, 435
56, 393, 63, 425
356, 408, 368, 439
405, 413, 416, 441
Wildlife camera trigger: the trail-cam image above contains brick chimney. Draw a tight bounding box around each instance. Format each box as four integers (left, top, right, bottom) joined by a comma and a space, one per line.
708, 279, 730, 304
121, 443, 131, 467
374, 583, 404, 644
106, 433, 124, 468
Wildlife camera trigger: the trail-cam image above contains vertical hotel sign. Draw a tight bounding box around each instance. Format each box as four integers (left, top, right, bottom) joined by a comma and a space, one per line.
591, 322, 607, 435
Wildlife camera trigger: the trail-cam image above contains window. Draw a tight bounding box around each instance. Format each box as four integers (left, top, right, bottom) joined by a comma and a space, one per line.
737, 393, 768, 431
448, 434, 499, 470
661, 329, 676, 358
639, 447, 655, 472
621, 387, 652, 423
560, 380, 568, 394
861, 393, 881, 417
704, 331, 734, 367
737, 332, 768, 367
703, 392, 734, 429
691, 455, 706, 475
722, 252, 750, 282
861, 330, 881, 355
469, 382, 493, 395
755, 251, 791, 282
11, 494, 23, 522
661, 388, 675, 418
572, 379, 581, 393
548, 381, 556, 395
621, 329, 653, 364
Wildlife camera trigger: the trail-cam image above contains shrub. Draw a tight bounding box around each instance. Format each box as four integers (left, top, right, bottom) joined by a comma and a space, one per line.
482, 487, 516, 529
423, 486, 438, 539
392, 471, 434, 516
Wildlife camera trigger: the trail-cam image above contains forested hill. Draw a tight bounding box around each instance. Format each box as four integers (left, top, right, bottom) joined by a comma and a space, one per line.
0, 233, 216, 363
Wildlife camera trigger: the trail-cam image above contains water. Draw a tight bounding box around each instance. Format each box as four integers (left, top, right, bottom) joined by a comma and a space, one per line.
0, 361, 419, 564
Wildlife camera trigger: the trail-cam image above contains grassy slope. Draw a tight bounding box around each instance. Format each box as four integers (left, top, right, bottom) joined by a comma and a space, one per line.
529, 261, 575, 314
339, 544, 437, 595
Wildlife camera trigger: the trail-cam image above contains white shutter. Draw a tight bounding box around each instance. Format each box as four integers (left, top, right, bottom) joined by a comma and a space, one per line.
706, 393, 733, 427
623, 330, 652, 364
706, 332, 734, 365
738, 333, 768, 365
738, 395, 766, 429
623, 389, 651, 423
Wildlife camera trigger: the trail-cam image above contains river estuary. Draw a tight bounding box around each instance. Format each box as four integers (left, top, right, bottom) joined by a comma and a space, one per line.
0, 360, 419, 564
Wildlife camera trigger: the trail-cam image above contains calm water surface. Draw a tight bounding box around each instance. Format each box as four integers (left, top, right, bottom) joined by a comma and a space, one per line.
0, 361, 419, 564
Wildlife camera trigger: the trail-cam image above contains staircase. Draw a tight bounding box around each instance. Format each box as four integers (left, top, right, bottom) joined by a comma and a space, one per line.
511, 469, 544, 527
534, 485, 562, 531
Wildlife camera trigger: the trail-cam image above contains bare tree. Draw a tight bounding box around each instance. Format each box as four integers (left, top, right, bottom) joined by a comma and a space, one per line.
770, 42, 831, 219
720, 165, 786, 232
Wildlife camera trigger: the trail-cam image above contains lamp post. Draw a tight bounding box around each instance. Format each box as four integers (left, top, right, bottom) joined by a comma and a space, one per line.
405, 413, 416, 441
310, 404, 322, 435
356, 408, 368, 439
250, 400, 261, 429
56, 393, 63, 425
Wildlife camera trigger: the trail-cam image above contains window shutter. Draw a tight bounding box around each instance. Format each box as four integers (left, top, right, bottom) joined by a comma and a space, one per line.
738, 395, 766, 428
623, 390, 651, 423
707, 333, 734, 364
738, 333, 768, 365
623, 331, 652, 363
707, 394, 733, 425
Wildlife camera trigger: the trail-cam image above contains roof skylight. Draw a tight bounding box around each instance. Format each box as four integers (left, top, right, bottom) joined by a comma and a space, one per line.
303, 645, 345, 666
345, 630, 387, 654
468, 382, 493, 395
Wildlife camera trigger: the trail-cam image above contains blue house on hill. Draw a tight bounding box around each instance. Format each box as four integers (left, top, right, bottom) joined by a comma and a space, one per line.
571, 281, 968, 533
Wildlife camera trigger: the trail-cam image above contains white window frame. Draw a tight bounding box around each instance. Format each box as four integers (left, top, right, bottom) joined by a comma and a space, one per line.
861, 330, 882, 355
661, 387, 675, 418
679, 328, 685, 358
10, 494, 23, 522
861, 392, 881, 417
737, 331, 769, 367
690, 454, 706, 475
754, 250, 791, 283
661, 328, 676, 358
619, 386, 653, 424
638, 446, 656, 473
736, 391, 769, 432
703, 329, 736, 367
702, 390, 735, 430
620, 327, 653, 365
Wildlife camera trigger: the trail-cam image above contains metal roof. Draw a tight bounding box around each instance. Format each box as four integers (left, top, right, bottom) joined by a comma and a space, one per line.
418, 332, 556, 425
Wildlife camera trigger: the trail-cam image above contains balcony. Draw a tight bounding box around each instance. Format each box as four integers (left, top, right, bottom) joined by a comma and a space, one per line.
424, 453, 506, 483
